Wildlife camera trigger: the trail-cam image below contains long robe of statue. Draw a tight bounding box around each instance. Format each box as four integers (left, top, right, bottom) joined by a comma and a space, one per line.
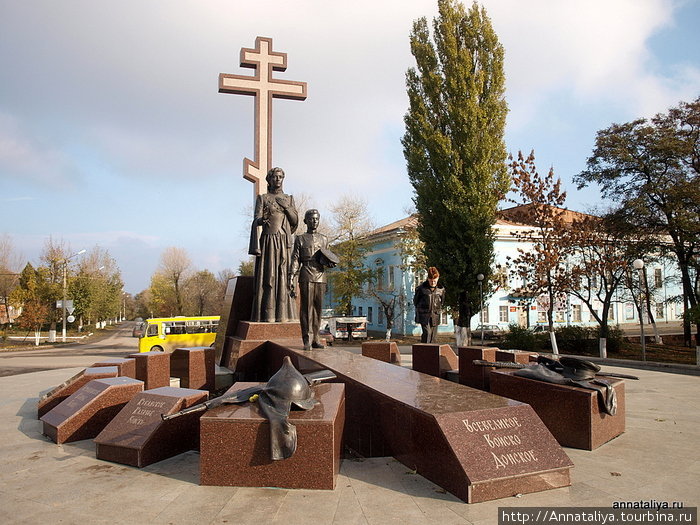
248, 167, 298, 322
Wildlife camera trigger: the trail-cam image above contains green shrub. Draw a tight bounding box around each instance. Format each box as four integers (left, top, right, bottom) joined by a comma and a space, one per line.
502, 324, 548, 352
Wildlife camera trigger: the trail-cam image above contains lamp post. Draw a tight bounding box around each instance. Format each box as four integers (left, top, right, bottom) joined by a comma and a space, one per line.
633, 258, 646, 361
62, 249, 86, 342
477, 274, 485, 345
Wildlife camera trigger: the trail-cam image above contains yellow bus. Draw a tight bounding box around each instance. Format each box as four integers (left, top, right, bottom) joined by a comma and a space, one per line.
137, 316, 220, 353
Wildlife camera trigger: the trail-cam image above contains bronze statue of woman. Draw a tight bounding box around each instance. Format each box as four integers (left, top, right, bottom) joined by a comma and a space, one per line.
249, 167, 298, 322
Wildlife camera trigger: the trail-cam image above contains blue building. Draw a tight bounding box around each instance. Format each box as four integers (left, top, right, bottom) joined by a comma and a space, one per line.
325, 206, 684, 338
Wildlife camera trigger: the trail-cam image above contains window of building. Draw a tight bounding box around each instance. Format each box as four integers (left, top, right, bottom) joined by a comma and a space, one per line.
625, 303, 635, 320
440, 311, 449, 325
572, 304, 582, 322
480, 307, 489, 323
654, 268, 662, 289
358, 306, 363, 316
367, 306, 373, 323
499, 305, 508, 323
608, 307, 615, 320
655, 302, 665, 319
378, 308, 384, 325
376, 267, 384, 290
388, 266, 395, 289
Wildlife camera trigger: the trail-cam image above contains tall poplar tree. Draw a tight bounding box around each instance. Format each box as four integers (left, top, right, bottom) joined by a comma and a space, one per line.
402, 0, 509, 343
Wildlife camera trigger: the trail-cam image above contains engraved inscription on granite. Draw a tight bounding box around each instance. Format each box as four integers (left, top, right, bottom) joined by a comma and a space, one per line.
95, 386, 208, 467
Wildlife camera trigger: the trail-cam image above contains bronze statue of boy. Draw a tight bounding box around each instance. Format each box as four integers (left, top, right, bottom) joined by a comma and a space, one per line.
289, 209, 338, 350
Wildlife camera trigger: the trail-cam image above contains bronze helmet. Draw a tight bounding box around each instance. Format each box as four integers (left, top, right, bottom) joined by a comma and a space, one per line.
261, 356, 317, 411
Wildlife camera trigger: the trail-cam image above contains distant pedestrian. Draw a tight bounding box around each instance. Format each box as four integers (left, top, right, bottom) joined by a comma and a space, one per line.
413, 267, 445, 343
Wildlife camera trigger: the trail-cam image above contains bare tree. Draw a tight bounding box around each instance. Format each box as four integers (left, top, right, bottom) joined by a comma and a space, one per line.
327, 195, 376, 316
156, 247, 192, 316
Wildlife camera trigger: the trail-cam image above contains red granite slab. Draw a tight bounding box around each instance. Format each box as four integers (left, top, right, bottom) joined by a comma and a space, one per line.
91, 358, 136, 379
361, 341, 401, 365
489, 370, 626, 450
128, 352, 171, 390
264, 343, 573, 503
38, 366, 120, 418
41, 377, 143, 444
95, 386, 208, 467
170, 347, 215, 390
200, 382, 345, 489
213, 276, 254, 367
459, 347, 497, 390
495, 350, 536, 364
412, 343, 458, 378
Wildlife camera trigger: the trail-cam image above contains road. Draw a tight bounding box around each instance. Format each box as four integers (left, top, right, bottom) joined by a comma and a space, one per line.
0, 322, 140, 377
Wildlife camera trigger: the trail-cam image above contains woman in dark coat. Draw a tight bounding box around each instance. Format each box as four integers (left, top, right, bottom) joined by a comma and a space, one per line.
249, 167, 298, 322
413, 266, 445, 343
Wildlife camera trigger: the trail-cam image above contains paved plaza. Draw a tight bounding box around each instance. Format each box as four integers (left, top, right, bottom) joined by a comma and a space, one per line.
0, 354, 698, 524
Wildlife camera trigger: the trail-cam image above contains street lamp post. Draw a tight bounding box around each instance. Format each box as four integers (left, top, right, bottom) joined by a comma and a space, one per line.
477, 274, 485, 345
633, 258, 646, 361
61, 249, 86, 343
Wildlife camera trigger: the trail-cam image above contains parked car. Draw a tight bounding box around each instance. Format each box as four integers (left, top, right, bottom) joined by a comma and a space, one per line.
474, 324, 504, 340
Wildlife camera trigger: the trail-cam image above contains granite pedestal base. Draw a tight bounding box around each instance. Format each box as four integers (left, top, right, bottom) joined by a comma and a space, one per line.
92, 358, 136, 379
128, 352, 171, 390
412, 343, 458, 378
170, 347, 215, 390
489, 370, 626, 450
38, 366, 120, 418
458, 347, 497, 390
220, 320, 302, 380
262, 343, 572, 503
200, 382, 345, 489
95, 386, 208, 467
361, 341, 401, 365
41, 377, 144, 444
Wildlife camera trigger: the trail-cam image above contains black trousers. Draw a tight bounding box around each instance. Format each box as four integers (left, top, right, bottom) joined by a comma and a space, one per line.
300, 281, 325, 346
420, 322, 437, 343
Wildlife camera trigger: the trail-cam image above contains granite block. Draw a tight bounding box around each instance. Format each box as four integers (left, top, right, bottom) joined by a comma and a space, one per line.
91, 358, 136, 379
95, 386, 208, 467
495, 350, 536, 364
41, 377, 144, 444
200, 382, 345, 489
489, 370, 626, 450
213, 276, 254, 367
458, 347, 497, 390
38, 366, 120, 418
170, 347, 216, 390
361, 341, 401, 365
412, 343, 458, 378
265, 343, 573, 503
128, 352, 171, 390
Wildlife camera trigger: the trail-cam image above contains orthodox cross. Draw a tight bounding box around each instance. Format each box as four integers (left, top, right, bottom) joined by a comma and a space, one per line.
219, 37, 307, 197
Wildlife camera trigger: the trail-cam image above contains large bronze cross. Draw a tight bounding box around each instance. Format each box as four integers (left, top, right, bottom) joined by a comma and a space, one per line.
219, 37, 307, 196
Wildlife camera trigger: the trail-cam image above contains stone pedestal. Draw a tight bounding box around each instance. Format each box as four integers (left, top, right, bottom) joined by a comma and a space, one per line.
200, 382, 345, 489
412, 343, 458, 378
489, 370, 626, 450
38, 366, 120, 418
41, 377, 143, 444
495, 350, 536, 364
95, 386, 208, 467
128, 352, 171, 390
213, 276, 254, 367
264, 343, 573, 503
459, 347, 497, 391
361, 341, 401, 365
170, 347, 215, 390
92, 358, 137, 379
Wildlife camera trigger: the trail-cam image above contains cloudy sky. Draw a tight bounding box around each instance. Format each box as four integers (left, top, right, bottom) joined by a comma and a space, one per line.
1, 0, 699, 294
